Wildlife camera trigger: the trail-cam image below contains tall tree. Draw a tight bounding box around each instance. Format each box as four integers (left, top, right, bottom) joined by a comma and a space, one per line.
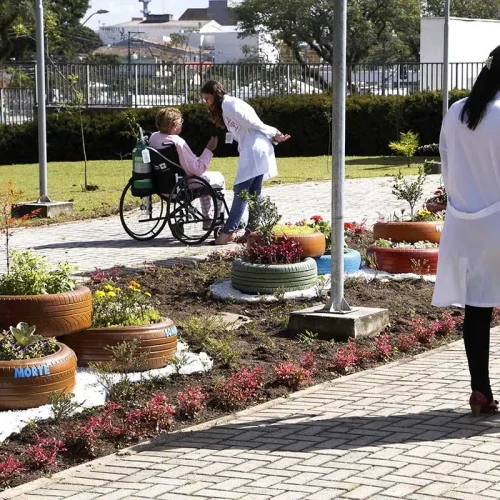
0, 0, 91, 61
423, 0, 500, 18
235, 0, 421, 64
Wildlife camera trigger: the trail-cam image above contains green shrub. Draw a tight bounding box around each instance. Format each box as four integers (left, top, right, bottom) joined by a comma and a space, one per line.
0, 90, 469, 165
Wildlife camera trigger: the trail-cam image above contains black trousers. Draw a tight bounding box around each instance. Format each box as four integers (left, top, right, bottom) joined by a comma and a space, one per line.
463, 305, 493, 401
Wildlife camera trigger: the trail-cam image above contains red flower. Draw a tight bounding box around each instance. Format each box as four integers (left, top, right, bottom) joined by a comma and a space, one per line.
310, 215, 323, 222
344, 222, 354, 231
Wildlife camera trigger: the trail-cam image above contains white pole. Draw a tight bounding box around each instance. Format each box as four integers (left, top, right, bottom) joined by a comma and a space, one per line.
35, 0, 49, 202
326, 0, 351, 313
443, 0, 450, 117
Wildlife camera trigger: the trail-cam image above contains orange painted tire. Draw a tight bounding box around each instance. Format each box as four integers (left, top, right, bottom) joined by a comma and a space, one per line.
0, 286, 92, 338
367, 246, 439, 274
247, 231, 326, 258
0, 343, 77, 410
60, 319, 178, 372
277, 232, 326, 258
373, 221, 443, 244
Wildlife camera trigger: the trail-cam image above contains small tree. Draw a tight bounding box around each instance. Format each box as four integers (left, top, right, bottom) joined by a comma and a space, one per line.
389, 131, 420, 168
239, 190, 281, 242
392, 166, 426, 219
0, 181, 39, 273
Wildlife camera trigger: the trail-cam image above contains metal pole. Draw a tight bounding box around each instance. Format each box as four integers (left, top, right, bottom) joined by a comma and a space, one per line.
443, 0, 450, 117
35, 0, 49, 202
325, 0, 351, 313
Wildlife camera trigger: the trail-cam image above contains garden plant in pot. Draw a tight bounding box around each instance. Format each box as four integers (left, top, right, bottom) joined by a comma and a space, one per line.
425, 185, 447, 214
0, 322, 77, 410
232, 194, 318, 294
0, 250, 92, 337
60, 280, 177, 372
243, 191, 326, 258
369, 168, 442, 274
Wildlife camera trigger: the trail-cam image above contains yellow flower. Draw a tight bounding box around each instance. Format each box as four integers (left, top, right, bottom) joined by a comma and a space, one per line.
128, 285, 136, 291
114, 287, 121, 292
144, 292, 151, 297
107, 291, 116, 297
104, 284, 114, 291
129, 280, 140, 288
95, 290, 106, 298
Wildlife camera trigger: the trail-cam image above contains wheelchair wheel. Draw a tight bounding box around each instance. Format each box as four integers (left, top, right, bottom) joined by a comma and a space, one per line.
119, 182, 168, 241
167, 176, 217, 245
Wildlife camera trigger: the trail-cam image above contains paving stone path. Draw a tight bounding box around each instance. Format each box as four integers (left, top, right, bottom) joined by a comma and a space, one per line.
0, 175, 441, 276
3, 331, 500, 500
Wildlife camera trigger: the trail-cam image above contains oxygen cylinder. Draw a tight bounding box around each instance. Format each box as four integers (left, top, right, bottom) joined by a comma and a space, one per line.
132, 127, 153, 195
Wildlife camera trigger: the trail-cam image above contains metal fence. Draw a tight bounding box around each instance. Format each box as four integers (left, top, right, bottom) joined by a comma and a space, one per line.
0, 61, 484, 125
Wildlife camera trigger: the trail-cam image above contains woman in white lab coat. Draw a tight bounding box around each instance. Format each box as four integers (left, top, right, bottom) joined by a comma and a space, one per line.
201, 80, 290, 245
433, 45, 500, 416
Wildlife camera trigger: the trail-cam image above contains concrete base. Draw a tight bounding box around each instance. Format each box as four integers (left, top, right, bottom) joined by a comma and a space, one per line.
12, 201, 74, 219
288, 305, 390, 341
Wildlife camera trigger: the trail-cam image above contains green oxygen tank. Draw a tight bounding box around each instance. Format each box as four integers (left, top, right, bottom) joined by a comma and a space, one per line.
132, 127, 153, 195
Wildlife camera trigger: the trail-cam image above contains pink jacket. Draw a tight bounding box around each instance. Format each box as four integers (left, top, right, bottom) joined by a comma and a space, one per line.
149, 132, 213, 177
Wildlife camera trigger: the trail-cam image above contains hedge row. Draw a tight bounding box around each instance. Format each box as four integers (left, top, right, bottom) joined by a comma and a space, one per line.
0, 90, 469, 165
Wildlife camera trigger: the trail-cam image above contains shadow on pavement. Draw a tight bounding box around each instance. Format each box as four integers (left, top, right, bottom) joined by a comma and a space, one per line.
137, 409, 500, 455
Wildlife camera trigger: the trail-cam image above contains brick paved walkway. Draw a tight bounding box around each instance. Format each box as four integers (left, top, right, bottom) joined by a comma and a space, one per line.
3, 331, 500, 500
0, 175, 441, 276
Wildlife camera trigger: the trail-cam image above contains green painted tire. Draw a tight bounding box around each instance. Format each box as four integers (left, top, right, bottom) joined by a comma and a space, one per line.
231, 258, 317, 294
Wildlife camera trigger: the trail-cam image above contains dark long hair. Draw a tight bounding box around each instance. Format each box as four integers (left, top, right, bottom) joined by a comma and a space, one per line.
460, 45, 500, 130
201, 80, 227, 128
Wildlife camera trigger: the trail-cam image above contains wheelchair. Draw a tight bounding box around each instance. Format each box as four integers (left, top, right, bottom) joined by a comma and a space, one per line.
119, 141, 229, 245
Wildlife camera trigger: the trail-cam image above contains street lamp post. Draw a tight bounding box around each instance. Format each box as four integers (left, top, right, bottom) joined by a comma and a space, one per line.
82, 9, 109, 27
443, 0, 450, 117
325, 0, 351, 313
35, 0, 49, 202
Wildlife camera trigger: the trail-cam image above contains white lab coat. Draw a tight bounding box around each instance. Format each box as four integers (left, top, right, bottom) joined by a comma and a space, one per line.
433, 95, 500, 307
222, 95, 279, 185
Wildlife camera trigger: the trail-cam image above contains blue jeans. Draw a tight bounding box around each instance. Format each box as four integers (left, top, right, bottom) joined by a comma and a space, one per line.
223, 175, 264, 234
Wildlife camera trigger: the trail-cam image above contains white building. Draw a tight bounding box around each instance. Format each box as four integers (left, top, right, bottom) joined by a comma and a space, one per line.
98, 0, 278, 64
420, 17, 500, 91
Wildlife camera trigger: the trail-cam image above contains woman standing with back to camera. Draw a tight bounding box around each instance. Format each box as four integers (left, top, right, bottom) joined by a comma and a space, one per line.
433, 45, 500, 416
200, 80, 290, 245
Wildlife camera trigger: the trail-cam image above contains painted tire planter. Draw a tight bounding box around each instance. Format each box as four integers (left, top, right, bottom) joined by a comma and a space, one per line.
367, 246, 439, 274
0, 286, 92, 338
231, 258, 317, 294
0, 343, 77, 411
59, 319, 178, 372
315, 249, 362, 276
247, 232, 326, 258
373, 221, 443, 244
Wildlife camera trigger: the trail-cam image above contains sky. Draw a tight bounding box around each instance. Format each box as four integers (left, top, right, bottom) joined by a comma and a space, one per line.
83, 0, 209, 30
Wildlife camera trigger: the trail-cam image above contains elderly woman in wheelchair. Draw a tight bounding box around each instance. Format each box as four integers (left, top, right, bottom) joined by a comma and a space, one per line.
119, 108, 229, 245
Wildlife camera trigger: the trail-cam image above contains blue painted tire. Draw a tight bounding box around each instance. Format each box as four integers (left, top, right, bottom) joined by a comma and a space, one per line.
315, 249, 361, 276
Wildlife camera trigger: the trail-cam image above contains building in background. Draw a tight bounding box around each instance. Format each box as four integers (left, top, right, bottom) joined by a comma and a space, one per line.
98, 0, 278, 63
420, 17, 500, 91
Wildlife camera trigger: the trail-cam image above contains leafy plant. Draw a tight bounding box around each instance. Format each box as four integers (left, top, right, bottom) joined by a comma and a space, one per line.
391, 166, 426, 218
204, 336, 241, 368
0, 454, 25, 484
212, 366, 264, 410
125, 393, 175, 436
244, 235, 303, 265
297, 330, 318, 346
0, 324, 58, 361
0, 250, 76, 296
240, 190, 281, 242
396, 332, 418, 353
105, 339, 150, 372
92, 281, 161, 328
179, 315, 235, 352
272, 224, 316, 236
412, 209, 442, 222
333, 340, 360, 373
375, 333, 393, 360
26, 436, 66, 468
274, 361, 312, 390
47, 392, 85, 424
305, 215, 332, 250
389, 131, 420, 168
177, 386, 208, 419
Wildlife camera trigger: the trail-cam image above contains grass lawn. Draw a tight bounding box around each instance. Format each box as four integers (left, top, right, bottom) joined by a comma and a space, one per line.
1, 156, 431, 224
